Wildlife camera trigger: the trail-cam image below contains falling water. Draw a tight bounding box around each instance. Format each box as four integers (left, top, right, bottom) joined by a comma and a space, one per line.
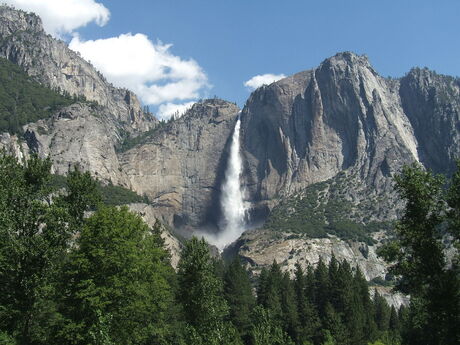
205, 116, 247, 250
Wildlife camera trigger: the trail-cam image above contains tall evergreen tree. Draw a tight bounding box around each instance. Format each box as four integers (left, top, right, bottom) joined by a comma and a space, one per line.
353, 267, 377, 343
177, 237, 240, 345
258, 261, 283, 319
294, 263, 320, 344
223, 256, 256, 342
373, 290, 390, 333
280, 271, 299, 341
313, 259, 330, 318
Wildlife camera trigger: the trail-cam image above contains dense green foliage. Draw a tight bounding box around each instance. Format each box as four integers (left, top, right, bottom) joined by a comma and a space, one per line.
56, 206, 176, 345
379, 163, 460, 345
49, 173, 149, 205
0, 154, 69, 344
177, 237, 241, 345
1, 153, 458, 345
253, 258, 401, 345
266, 175, 392, 244
0, 57, 79, 134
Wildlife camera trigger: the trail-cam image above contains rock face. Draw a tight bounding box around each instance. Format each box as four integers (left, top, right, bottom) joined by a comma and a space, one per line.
120, 100, 240, 229
240, 52, 460, 221
23, 103, 132, 186
0, 132, 29, 162
228, 229, 387, 280
400, 68, 460, 175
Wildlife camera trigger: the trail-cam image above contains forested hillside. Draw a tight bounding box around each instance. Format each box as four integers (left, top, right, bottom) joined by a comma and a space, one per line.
0, 57, 80, 134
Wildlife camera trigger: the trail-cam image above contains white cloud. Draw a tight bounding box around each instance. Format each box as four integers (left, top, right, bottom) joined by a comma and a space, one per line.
3, 0, 110, 37
69, 33, 209, 106
244, 73, 286, 90
157, 102, 195, 121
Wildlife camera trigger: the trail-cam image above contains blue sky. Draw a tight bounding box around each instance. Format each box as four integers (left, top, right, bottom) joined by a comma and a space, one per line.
5, 0, 460, 118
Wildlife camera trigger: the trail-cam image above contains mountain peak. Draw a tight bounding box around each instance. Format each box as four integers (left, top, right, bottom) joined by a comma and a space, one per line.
319, 51, 373, 71
0, 5, 43, 36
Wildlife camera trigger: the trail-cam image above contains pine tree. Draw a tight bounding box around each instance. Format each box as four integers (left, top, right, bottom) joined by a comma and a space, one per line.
258, 261, 283, 319
177, 237, 239, 345
374, 290, 390, 333
313, 259, 330, 318
353, 267, 378, 342
280, 271, 299, 341
294, 263, 320, 344
223, 256, 256, 342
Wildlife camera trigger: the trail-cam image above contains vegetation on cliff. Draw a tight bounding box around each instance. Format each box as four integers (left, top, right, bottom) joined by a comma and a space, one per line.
266, 174, 393, 245
0, 57, 82, 134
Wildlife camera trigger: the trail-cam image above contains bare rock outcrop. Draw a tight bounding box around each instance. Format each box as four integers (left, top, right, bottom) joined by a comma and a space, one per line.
23, 103, 131, 186
228, 228, 387, 281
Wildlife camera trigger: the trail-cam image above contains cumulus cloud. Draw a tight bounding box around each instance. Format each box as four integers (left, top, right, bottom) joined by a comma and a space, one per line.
3, 0, 110, 37
244, 73, 286, 90
157, 102, 195, 121
69, 33, 209, 107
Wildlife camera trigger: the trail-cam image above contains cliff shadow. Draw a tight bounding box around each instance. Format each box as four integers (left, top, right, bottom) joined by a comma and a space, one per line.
200, 126, 234, 232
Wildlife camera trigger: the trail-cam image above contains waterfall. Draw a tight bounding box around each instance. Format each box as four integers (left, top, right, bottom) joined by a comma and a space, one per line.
205, 116, 247, 250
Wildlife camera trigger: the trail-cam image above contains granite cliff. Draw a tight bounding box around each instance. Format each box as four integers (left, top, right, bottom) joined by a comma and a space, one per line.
240, 52, 459, 218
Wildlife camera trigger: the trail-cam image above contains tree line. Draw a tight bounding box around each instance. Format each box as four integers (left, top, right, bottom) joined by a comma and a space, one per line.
0, 153, 458, 345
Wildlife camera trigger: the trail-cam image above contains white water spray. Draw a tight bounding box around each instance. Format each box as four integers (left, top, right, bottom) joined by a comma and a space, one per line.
204, 116, 248, 249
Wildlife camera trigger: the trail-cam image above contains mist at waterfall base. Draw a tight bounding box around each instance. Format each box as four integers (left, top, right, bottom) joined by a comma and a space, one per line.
202, 117, 249, 250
